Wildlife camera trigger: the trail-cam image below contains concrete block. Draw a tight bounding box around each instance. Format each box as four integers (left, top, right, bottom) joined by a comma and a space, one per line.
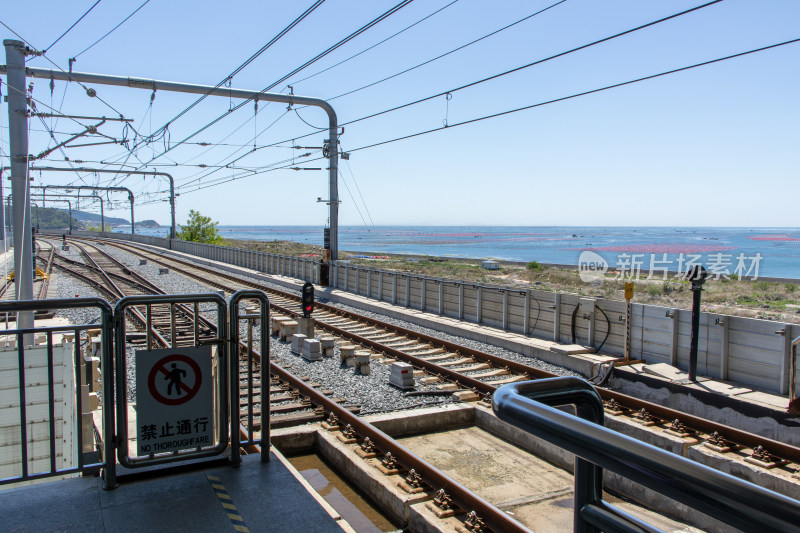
298, 317, 315, 339
353, 351, 371, 375
349, 350, 370, 368
389, 362, 415, 390
290, 334, 307, 355
340, 344, 356, 365
319, 336, 336, 357
270, 316, 286, 335
245, 305, 261, 325
302, 351, 323, 363
279, 320, 298, 342
302, 339, 322, 362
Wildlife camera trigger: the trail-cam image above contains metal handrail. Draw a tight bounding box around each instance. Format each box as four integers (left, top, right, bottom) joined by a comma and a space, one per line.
790, 335, 800, 403
493, 377, 800, 533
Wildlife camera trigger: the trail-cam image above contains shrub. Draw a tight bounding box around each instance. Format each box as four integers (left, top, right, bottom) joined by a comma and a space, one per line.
526, 261, 543, 271
177, 210, 223, 244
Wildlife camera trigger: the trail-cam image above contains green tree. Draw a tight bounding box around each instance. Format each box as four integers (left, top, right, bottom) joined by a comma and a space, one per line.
177, 210, 223, 244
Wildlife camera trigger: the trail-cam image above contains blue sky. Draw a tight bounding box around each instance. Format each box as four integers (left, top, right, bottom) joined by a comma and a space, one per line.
1, 0, 798, 227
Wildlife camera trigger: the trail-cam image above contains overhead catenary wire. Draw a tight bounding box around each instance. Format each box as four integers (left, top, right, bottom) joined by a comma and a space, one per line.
72, 0, 151, 59
339, 0, 724, 128
337, 169, 369, 227
174, 110, 291, 187
166, 36, 800, 199
290, 0, 462, 86
342, 150, 374, 227
347, 37, 800, 154
179, 0, 722, 183
129, 0, 415, 171
0, 19, 144, 140
40, 0, 102, 54
140, 0, 325, 143
327, 0, 568, 102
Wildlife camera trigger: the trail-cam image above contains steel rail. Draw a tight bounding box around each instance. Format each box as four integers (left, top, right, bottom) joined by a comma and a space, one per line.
74, 236, 800, 464
36, 244, 55, 299
265, 358, 529, 533
59, 236, 530, 530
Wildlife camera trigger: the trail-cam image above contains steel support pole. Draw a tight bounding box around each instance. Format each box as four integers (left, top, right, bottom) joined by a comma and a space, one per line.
98, 196, 104, 232
25, 192, 95, 233
168, 173, 176, 238
0, 67, 339, 258
4, 40, 33, 334
689, 287, 702, 381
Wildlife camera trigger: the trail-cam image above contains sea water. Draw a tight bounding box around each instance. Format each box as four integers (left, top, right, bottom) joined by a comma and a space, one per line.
114, 225, 800, 279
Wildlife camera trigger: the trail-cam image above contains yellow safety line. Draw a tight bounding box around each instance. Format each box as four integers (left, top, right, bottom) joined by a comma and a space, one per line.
206, 474, 250, 533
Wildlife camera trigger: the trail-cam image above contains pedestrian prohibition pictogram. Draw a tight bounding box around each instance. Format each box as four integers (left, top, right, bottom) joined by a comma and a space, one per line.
136, 345, 214, 457
148, 354, 202, 406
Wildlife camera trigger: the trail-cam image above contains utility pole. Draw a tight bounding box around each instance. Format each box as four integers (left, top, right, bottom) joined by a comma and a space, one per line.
687, 265, 708, 382
4, 40, 33, 335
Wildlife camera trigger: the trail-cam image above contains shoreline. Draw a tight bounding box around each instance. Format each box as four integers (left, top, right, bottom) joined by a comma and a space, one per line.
226, 237, 800, 325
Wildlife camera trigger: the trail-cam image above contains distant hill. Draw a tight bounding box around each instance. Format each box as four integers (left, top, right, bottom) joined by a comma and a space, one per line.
70, 209, 129, 227
27, 207, 78, 230
31, 208, 160, 229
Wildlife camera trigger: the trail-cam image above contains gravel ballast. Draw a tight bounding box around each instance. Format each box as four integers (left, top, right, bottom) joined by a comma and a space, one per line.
52, 239, 583, 414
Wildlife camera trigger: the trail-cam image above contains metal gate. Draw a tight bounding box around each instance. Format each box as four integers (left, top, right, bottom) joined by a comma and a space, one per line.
113, 290, 270, 472
0, 290, 269, 491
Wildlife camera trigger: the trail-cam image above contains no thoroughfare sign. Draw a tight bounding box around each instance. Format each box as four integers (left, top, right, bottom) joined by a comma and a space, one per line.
148, 354, 203, 406
136, 346, 214, 456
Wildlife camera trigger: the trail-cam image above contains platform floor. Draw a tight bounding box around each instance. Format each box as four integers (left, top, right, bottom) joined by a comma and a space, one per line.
0, 452, 342, 532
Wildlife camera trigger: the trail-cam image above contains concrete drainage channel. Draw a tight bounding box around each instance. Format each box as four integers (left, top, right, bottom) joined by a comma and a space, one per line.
273, 404, 735, 533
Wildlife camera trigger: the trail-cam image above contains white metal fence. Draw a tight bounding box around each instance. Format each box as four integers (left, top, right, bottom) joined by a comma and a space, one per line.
75, 231, 798, 396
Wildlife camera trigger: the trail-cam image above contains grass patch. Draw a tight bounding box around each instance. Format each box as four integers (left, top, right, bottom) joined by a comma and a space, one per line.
227, 238, 800, 324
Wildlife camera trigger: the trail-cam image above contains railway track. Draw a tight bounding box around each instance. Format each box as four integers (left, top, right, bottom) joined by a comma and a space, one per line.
47, 235, 800, 532
41, 238, 357, 430
71, 236, 800, 467
42, 237, 538, 531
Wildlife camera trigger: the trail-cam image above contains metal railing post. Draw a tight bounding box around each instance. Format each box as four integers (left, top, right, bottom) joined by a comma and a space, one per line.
790, 336, 800, 405
458, 281, 464, 320
229, 290, 270, 463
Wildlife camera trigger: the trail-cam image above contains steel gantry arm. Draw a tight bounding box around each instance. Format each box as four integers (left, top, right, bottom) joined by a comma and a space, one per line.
28, 167, 176, 238
2, 166, 146, 235
28, 195, 73, 233
8, 191, 99, 233
31, 183, 131, 234
0, 47, 339, 256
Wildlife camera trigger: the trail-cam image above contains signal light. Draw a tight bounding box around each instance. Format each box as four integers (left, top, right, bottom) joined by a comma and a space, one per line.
301, 282, 314, 318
